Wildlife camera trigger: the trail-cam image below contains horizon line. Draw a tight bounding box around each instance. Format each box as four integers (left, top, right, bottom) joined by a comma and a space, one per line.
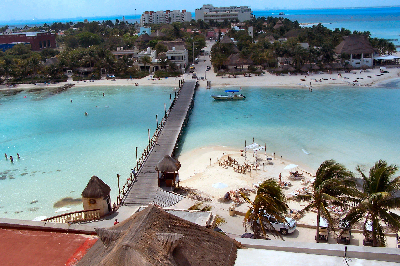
0, 5, 399, 26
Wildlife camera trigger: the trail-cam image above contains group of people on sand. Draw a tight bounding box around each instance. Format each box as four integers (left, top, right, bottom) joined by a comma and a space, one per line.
4, 153, 20, 163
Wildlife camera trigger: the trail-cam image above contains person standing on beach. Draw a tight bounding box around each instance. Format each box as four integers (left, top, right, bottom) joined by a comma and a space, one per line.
9, 155, 13, 163
5, 153, 7, 160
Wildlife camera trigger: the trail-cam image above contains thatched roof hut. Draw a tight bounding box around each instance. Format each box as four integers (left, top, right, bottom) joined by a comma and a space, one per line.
136, 33, 152, 42
82, 176, 111, 199
334, 35, 375, 55
155, 155, 181, 172
224, 53, 253, 67
220, 35, 234, 44
77, 205, 240, 266
273, 20, 284, 30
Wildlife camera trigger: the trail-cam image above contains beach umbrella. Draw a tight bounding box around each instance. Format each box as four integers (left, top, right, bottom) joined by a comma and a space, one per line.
284, 164, 298, 170
323, 64, 332, 69
212, 182, 228, 189
300, 65, 310, 72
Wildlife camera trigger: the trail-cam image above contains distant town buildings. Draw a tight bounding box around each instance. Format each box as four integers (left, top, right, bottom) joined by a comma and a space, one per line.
0, 32, 56, 51
140, 10, 192, 26
195, 4, 252, 23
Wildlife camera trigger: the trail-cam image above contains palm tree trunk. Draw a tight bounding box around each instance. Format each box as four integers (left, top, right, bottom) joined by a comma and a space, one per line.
372, 217, 377, 247
316, 208, 320, 243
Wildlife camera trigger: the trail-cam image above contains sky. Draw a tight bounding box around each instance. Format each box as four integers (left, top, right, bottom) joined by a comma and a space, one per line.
0, 0, 399, 23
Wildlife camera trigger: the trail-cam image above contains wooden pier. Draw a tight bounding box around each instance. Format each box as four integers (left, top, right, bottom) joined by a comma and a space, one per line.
121, 80, 197, 207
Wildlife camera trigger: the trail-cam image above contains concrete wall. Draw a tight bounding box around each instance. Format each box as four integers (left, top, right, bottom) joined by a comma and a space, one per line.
238, 238, 400, 263
82, 197, 109, 217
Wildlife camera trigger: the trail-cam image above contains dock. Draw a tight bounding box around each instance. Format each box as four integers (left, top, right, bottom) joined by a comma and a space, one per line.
121, 80, 198, 207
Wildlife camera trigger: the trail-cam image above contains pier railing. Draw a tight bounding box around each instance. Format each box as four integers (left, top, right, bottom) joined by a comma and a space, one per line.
43, 209, 100, 224
116, 83, 183, 205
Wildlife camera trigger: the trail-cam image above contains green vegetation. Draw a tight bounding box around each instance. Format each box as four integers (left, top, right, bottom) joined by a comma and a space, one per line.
0, 16, 395, 84
211, 17, 396, 73
295, 160, 356, 243
188, 202, 212, 212
241, 159, 400, 247
343, 160, 400, 247
242, 179, 288, 239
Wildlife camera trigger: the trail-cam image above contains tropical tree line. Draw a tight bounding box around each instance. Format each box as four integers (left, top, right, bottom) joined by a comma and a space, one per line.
211, 17, 396, 72
0, 19, 208, 84
244, 159, 400, 247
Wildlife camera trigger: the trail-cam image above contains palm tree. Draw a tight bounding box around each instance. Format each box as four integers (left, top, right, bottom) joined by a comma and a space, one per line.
296, 160, 355, 242
140, 56, 151, 73
343, 160, 400, 247
242, 179, 288, 239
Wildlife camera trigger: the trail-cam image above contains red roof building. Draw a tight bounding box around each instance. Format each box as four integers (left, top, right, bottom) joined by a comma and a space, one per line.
0, 32, 56, 51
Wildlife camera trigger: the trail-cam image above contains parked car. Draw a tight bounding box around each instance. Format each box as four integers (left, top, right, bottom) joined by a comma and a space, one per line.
337, 220, 351, 244
316, 217, 329, 241
266, 214, 297, 235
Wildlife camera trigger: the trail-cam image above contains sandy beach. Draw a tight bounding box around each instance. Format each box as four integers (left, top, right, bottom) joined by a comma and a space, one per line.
1, 45, 399, 91
1, 64, 399, 92
173, 145, 398, 248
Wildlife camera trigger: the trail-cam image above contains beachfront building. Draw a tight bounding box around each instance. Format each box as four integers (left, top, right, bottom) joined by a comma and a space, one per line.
195, 4, 252, 23
81, 176, 112, 217
0, 32, 56, 51
334, 35, 375, 68
111, 47, 138, 60
140, 10, 192, 26
161, 40, 189, 71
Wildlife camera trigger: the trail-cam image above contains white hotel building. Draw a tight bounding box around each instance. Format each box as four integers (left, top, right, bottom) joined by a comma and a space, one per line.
140, 10, 192, 26
195, 4, 252, 23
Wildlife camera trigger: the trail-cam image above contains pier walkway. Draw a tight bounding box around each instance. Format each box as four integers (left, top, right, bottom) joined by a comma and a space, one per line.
121, 80, 197, 207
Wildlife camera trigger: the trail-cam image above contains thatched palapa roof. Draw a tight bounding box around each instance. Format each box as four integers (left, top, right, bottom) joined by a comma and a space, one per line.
220, 35, 234, 44
81, 176, 111, 198
225, 53, 253, 66
155, 155, 181, 172
77, 205, 240, 266
136, 33, 152, 42
334, 35, 375, 55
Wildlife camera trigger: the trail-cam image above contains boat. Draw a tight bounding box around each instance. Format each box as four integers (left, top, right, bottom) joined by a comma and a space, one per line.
212, 90, 246, 101
279, 12, 285, 15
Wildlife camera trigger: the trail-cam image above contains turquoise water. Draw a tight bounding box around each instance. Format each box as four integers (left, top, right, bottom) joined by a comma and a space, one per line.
1, 82, 400, 220
0, 86, 174, 220
179, 80, 400, 171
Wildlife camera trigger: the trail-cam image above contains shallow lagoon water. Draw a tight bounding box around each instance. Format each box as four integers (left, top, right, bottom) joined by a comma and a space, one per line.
0, 85, 174, 220
1, 81, 400, 220
180, 80, 400, 171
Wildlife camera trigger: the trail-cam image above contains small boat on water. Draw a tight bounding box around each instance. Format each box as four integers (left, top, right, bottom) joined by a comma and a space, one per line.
212, 90, 246, 101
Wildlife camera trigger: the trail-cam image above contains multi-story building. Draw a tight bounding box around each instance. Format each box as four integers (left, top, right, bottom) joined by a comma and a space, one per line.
0, 32, 56, 51
195, 4, 252, 23
140, 10, 192, 26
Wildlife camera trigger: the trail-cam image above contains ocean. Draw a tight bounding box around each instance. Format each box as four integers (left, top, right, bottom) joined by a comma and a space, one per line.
1, 80, 400, 220
0, 85, 173, 220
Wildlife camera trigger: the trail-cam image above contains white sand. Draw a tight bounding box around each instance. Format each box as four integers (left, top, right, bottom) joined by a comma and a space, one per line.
1, 48, 399, 91
174, 145, 398, 248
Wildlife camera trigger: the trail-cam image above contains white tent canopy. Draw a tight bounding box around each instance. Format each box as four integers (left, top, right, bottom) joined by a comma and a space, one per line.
245, 143, 265, 152
284, 164, 298, 170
